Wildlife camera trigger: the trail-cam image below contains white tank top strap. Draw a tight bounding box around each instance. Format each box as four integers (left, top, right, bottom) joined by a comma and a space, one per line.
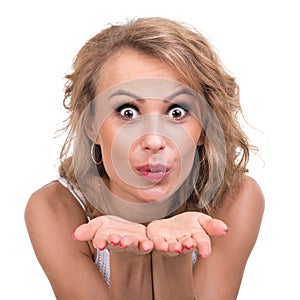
95, 249, 111, 287
57, 176, 111, 283
57, 176, 199, 287
57, 176, 87, 212
192, 250, 199, 265
94, 248, 198, 287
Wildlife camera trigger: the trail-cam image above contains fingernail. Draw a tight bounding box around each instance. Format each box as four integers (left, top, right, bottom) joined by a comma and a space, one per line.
111, 241, 119, 246
175, 249, 183, 254
184, 244, 194, 250
120, 244, 128, 249
98, 246, 105, 251
223, 228, 229, 235
72, 232, 78, 241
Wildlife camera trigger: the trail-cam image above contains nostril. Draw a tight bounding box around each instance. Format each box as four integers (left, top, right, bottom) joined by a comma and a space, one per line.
141, 134, 166, 152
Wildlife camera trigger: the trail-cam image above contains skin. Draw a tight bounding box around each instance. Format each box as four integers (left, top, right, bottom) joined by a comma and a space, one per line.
25, 48, 265, 299
94, 49, 202, 204
97, 96, 200, 203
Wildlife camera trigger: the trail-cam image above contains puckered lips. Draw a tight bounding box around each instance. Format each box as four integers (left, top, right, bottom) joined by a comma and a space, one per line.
135, 163, 170, 183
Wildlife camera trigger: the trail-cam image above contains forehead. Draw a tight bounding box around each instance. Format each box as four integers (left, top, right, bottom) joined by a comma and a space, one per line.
97, 48, 183, 93
94, 78, 201, 111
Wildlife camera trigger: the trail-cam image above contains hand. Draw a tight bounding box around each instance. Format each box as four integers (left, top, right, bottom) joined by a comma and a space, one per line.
147, 212, 228, 258
73, 215, 154, 256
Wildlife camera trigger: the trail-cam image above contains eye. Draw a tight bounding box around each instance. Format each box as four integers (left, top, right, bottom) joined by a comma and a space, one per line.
167, 105, 187, 120
116, 104, 140, 120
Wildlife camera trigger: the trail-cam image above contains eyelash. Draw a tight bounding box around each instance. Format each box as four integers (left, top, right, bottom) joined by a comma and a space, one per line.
168, 101, 191, 114
114, 103, 139, 120
113, 101, 191, 121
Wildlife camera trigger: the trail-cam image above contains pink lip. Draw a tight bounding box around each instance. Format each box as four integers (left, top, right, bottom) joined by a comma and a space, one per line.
135, 164, 170, 183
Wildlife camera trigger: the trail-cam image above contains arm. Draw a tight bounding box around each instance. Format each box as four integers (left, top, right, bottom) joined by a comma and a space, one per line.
147, 176, 264, 300
151, 250, 194, 300
147, 212, 228, 300
193, 176, 265, 299
74, 215, 154, 300
109, 250, 152, 300
24, 182, 109, 300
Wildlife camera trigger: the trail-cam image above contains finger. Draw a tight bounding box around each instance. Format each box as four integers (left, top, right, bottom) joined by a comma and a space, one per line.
92, 226, 111, 249
159, 235, 185, 254
119, 235, 138, 249
176, 235, 195, 251
152, 236, 169, 252
107, 233, 122, 247
73, 221, 102, 241
192, 231, 211, 258
177, 234, 190, 243
94, 238, 107, 251
140, 239, 154, 253
200, 218, 228, 236
168, 241, 183, 254
182, 237, 196, 252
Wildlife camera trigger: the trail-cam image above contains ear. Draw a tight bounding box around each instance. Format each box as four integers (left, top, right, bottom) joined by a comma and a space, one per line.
85, 121, 100, 145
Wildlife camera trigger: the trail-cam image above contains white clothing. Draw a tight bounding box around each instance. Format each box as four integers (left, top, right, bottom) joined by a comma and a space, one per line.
57, 176, 198, 287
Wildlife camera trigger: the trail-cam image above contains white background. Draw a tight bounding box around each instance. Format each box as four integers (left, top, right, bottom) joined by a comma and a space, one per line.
1, 0, 299, 299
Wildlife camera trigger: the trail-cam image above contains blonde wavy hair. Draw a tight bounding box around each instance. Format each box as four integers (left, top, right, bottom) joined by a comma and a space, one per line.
59, 17, 252, 217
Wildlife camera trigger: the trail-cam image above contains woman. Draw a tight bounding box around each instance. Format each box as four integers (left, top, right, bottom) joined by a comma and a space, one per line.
25, 17, 264, 299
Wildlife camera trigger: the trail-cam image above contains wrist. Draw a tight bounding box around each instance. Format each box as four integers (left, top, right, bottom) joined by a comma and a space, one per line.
152, 248, 193, 262
110, 249, 151, 261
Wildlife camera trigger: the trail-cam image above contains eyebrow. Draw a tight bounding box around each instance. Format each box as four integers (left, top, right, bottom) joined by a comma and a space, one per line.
108, 90, 144, 102
108, 87, 195, 102
165, 88, 195, 100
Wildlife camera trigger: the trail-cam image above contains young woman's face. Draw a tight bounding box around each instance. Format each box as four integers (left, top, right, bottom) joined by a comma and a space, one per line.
95, 49, 202, 203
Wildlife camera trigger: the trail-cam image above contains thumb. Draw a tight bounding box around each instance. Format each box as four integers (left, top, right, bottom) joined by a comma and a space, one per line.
200, 218, 228, 236
73, 220, 102, 241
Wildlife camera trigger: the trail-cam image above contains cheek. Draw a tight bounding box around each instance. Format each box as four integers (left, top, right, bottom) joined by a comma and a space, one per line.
184, 121, 202, 145
98, 123, 115, 169
99, 121, 132, 176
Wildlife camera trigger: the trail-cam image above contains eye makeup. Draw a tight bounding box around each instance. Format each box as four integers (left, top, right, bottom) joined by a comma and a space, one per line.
107, 87, 199, 122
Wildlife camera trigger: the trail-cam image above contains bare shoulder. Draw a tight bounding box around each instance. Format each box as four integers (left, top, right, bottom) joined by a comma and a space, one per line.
236, 175, 265, 209
24, 181, 92, 260
192, 176, 264, 298
216, 175, 264, 216
25, 182, 108, 297
25, 181, 86, 222
214, 175, 265, 248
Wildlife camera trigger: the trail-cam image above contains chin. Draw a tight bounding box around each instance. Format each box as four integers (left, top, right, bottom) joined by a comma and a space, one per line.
137, 186, 172, 203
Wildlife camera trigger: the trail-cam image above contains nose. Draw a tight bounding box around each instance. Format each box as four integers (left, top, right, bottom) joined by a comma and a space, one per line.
140, 133, 166, 153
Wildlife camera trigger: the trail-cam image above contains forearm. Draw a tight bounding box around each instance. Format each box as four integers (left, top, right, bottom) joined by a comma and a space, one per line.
109, 252, 153, 300
152, 250, 194, 300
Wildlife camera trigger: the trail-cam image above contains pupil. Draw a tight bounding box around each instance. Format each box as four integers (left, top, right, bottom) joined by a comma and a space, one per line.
124, 110, 133, 118
172, 109, 181, 118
